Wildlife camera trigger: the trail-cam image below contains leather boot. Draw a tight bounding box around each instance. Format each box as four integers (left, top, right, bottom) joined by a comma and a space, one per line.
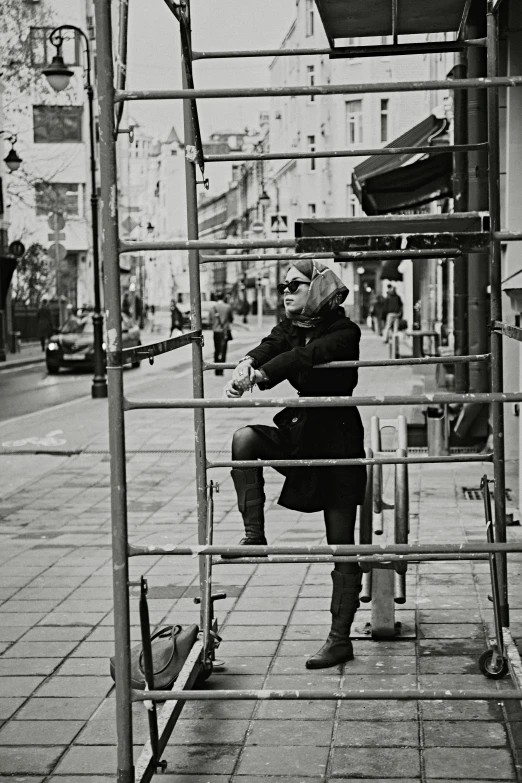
305, 569, 362, 669
228, 468, 267, 553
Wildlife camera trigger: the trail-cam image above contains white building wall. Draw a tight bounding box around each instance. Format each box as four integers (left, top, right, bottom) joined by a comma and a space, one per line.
3, 0, 94, 307
268, 5, 456, 318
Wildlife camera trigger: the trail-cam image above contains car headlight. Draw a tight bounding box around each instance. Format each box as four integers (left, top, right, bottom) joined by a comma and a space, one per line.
102, 341, 106, 351
47, 341, 59, 351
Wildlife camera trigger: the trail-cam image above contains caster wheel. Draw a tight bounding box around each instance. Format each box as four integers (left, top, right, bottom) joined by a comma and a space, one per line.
479, 648, 508, 679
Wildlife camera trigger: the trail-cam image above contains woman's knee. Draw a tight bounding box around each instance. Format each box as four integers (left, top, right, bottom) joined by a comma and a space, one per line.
232, 426, 258, 459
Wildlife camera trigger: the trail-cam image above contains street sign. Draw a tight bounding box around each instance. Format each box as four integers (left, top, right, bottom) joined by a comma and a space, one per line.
48, 213, 66, 232
8, 240, 25, 258
251, 220, 265, 235
271, 214, 288, 233
49, 243, 67, 263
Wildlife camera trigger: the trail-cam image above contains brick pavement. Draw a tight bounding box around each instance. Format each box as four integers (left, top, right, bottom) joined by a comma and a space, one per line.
0, 326, 521, 781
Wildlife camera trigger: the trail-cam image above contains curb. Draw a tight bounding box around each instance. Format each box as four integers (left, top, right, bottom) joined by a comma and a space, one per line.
0, 356, 45, 372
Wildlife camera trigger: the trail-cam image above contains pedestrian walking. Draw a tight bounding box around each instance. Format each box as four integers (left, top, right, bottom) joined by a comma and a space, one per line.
169, 301, 183, 337
211, 292, 233, 376
239, 298, 250, 324
382, 284, 403, 344
149, 304, 156, 333
36, 297, 55, 351
122, 293, 131, 316
369, 293, 386, 335
224, 259, 366, 669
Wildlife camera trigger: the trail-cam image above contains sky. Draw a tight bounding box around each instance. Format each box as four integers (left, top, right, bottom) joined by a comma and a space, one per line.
125, 0, 296, 141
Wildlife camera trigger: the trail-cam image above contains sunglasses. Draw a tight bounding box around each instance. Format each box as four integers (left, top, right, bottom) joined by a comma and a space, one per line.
277, 280, 310, 295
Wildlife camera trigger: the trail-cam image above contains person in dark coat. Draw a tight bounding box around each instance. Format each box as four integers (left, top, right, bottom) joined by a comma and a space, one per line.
169, 301, 183, 336
224, 259, 366, 670
37, 298, 54, 351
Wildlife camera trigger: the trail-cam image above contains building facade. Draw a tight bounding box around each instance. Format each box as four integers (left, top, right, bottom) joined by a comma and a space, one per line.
2, 0, 97, 316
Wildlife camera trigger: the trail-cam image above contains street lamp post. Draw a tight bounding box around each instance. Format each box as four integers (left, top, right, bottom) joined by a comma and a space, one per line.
262, 182, 286, 323
0, 131, 23, 361
43, 26, 107, 399
356, 266, 365, 324
0, 132, 23, 173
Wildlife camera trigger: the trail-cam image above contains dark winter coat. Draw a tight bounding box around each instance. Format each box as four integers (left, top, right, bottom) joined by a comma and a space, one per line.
384, 292, 403, 315
246, 308, 366, 512
36, 305, 54, 340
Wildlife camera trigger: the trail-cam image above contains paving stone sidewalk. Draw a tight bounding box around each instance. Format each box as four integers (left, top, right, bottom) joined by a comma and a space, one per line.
0, 327, 521, 781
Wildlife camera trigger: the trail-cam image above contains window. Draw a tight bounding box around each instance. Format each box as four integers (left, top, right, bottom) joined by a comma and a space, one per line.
33, 106, 83, 143
30, 27, 81, 68
35, 183, 80, 216
305, 0, 314, 37
346, 100, 363, 145
346, 184, 360, 217
308, 203, 316, 217
380, 99, 389, 143
307, 65, 315, 102
307, 135, 316, 171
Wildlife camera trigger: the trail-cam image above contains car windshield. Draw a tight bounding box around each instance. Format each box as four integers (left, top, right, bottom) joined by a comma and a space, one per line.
61, 316, 93, 335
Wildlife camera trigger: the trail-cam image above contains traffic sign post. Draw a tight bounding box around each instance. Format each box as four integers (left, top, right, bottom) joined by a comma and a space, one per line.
48, 213, 67, 327
271, 214, 288, 234
271, 213, 288, 322
251, 220, 265, 235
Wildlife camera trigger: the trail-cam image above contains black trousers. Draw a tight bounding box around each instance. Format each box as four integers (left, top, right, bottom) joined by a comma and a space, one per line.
213, 332, 228, 375
232, 425, 359, 574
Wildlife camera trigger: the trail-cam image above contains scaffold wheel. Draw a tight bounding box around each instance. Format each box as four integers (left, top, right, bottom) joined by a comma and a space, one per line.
478, 648, 509, 679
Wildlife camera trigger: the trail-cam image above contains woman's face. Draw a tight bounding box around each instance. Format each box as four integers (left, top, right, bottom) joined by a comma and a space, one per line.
283, 267, 311, 315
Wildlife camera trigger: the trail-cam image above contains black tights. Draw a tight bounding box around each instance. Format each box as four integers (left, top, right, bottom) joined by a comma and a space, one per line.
232, 426, 359, 575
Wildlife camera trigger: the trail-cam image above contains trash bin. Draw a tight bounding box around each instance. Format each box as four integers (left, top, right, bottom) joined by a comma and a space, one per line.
425, 406, 448, 456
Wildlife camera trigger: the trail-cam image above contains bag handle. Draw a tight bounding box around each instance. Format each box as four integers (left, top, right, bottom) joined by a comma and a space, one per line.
138, 624, 182, 677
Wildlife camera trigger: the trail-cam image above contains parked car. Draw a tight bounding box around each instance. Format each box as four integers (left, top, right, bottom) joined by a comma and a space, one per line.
179, 300, 214, 329
45, 311, 141, 374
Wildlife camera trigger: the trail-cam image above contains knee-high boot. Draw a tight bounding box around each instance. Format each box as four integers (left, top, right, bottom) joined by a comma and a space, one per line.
231, 468, 267, 545
305, 569, 362, 669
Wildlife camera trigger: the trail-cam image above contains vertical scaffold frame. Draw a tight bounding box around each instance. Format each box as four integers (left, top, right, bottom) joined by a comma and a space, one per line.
92, 1, 522, 780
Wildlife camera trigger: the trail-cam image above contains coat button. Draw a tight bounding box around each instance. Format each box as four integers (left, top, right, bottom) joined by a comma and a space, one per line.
291, 417, 298, 423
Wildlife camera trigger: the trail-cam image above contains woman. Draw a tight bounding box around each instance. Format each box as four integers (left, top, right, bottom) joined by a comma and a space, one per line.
224, 259, 366, 670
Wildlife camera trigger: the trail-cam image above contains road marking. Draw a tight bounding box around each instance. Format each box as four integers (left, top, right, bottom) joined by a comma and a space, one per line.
2, 430, 67, 448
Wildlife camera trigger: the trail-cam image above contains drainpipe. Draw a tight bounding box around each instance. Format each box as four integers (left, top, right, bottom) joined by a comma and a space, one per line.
452, 55, 469, 392
467, 10, 490, 393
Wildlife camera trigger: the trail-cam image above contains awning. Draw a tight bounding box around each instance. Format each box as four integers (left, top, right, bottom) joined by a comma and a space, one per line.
314, 0, 470, 41
352, 114, 452, 215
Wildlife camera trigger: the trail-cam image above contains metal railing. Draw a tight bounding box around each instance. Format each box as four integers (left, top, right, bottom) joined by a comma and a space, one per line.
91, 1, 522, 780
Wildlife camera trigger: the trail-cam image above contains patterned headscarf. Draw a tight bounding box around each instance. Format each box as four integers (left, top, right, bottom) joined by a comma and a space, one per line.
286, 259, 348, 328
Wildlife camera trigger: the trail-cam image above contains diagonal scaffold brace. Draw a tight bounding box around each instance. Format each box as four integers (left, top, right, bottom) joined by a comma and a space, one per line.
163, 0, 208, 188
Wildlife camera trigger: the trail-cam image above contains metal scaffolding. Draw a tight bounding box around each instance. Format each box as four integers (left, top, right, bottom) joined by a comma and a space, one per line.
92, 1, 522, 780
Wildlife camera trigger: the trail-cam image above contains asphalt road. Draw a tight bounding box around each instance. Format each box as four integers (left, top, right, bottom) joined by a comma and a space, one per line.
0, 328, 259, 422
0, 363, 96, 421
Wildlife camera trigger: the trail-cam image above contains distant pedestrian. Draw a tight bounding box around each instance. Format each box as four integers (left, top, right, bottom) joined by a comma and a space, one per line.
210, 292, 233, 375
382, 285, 403, 344
169, 301, 183, 337
239, 298, 250, 324
122, 293, 131, 316
149, 304, 156, 333
37, 298, 54, 351
135, 294, 144, 329
369, 294, 386, 335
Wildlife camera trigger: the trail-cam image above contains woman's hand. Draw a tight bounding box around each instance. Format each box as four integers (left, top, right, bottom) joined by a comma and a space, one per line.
224, 380, 244, 398
232, 360, 255, 391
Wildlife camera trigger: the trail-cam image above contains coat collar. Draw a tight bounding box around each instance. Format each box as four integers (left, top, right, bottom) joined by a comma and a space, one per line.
283, 307, 348, 343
